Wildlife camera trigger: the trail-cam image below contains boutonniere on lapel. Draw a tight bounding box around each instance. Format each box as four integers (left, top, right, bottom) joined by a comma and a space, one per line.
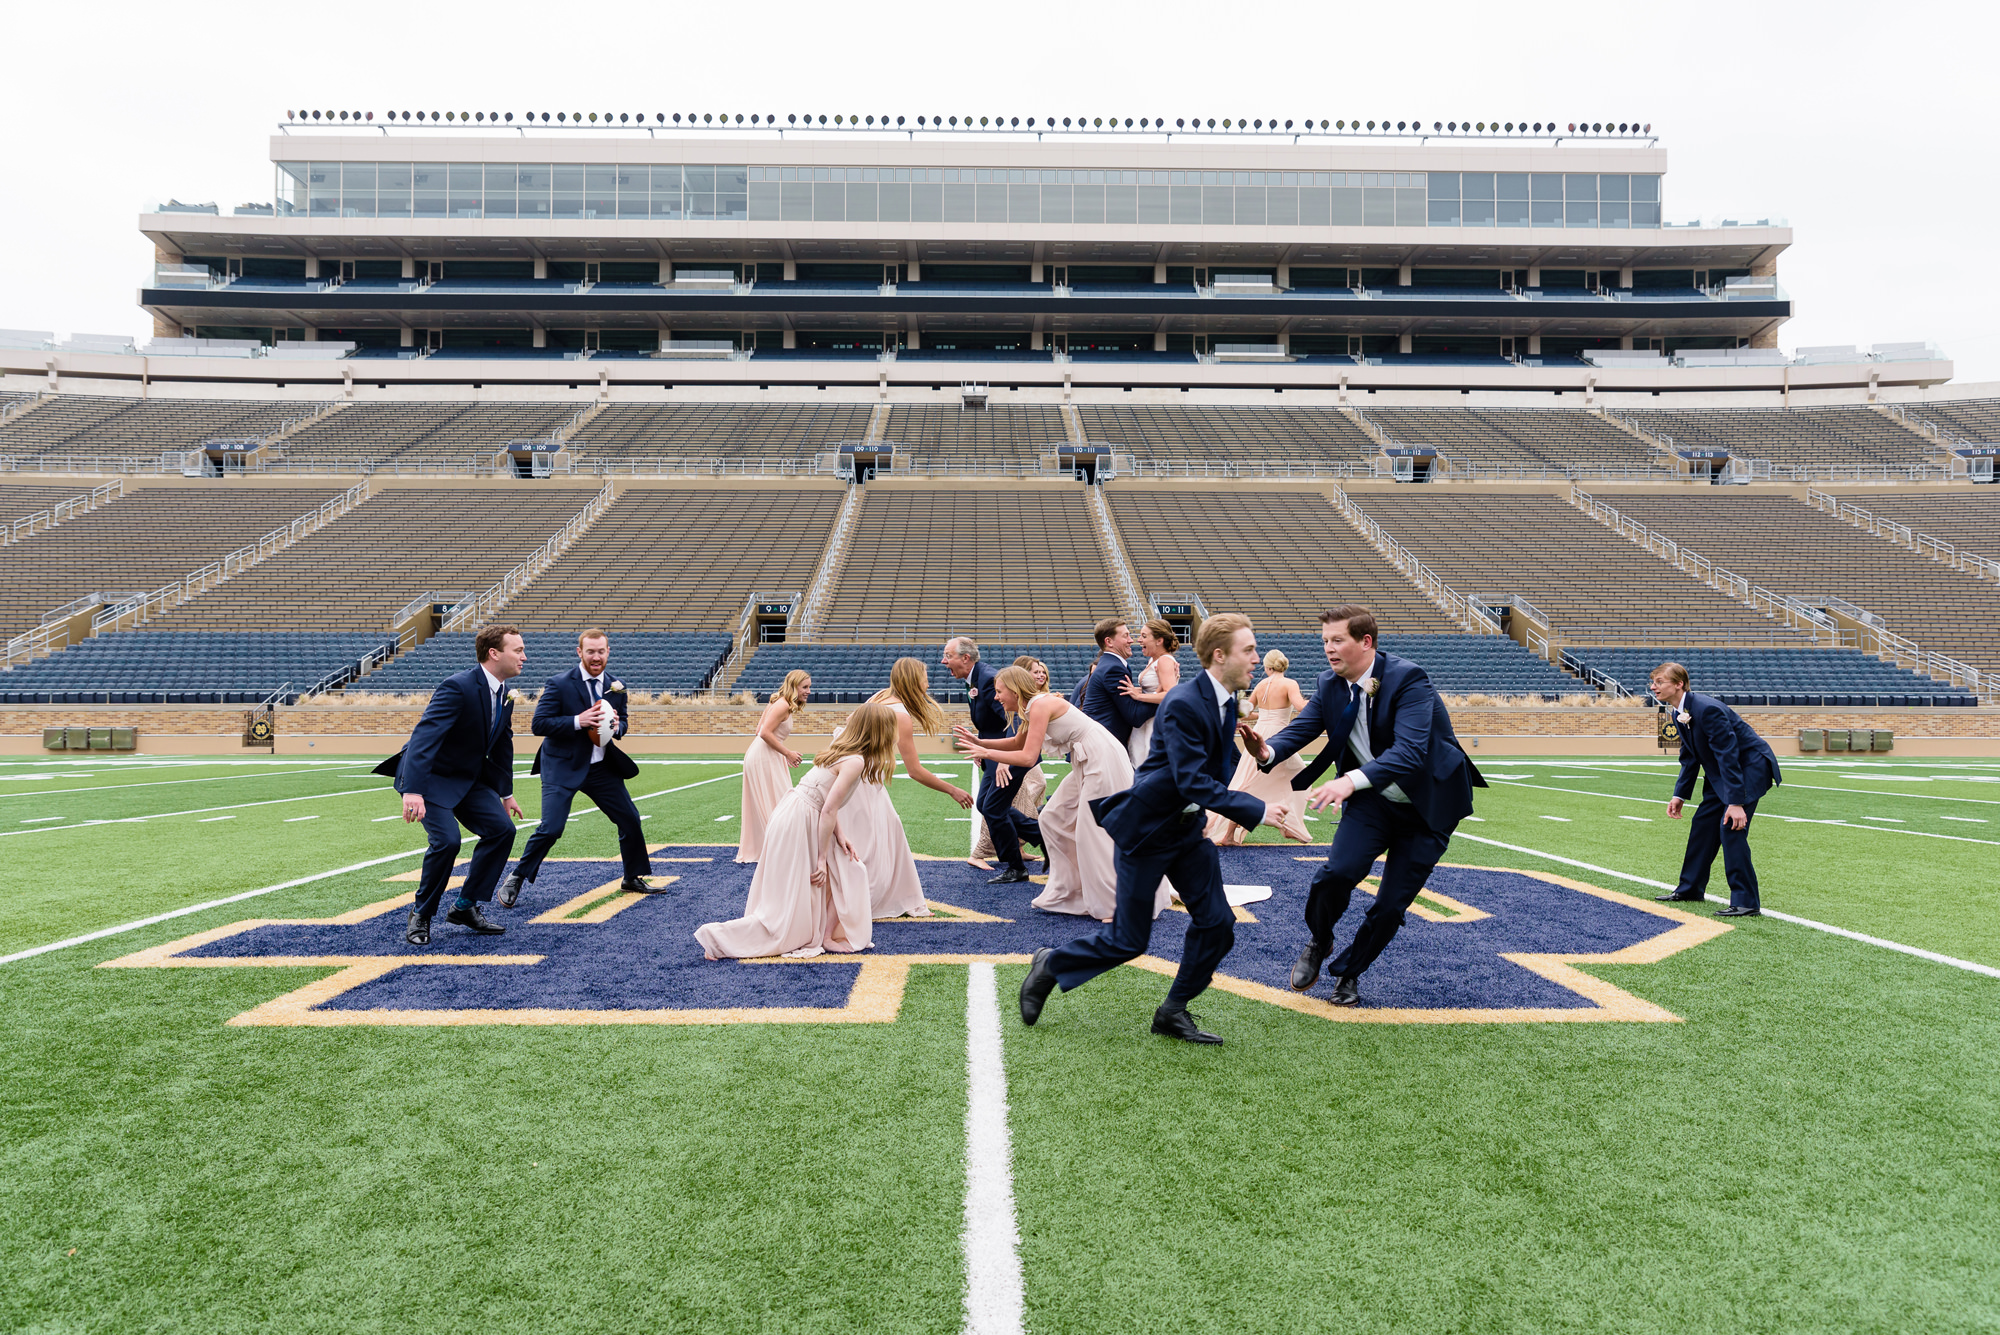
607, 680, 625, 695
504, 689, 523, 707
1676, 709, 1691, 725
1362, 677, 1380, 700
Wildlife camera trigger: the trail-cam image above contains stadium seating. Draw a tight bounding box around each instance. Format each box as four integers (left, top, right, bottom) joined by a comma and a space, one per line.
0, 395, 298, 460
566, 403, 873, 458
1562, 646, 1976, 707
1839, 490, 2000, 558
824, 488, 1117, 640
1911, 398, 2000, 442
279, 402, 580, 463
733, 643, 1105, 703
1618, 407, 1934, 469
1078, 406, 1378, 461
350, 630, 732, 696
1593, 492, 2000, 673
1255, 633, 1579, 698
147, 486, 605, 631
0, 485, 106, 525
0, 630, 394, 704
502, 486, 846, 631
1355, 492, 1800, 644
882, 405, 1070, 458
1366, 409, 1662, 471
0, 486, 344, 640
1107, 489, 1460, 635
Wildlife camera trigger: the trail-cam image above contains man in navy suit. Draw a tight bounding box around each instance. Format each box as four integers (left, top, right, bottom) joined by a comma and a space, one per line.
943, 636, 1043, 885
1020, 613, 1289, 1044
1248, 605, 1487, 1006
376, 624, 527, 946
1650, 661, 1781, 917
498, 628, 655, 909
1071, 617, 1156, 749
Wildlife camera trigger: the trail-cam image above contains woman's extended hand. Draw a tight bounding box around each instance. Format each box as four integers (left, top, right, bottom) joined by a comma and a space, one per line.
947, 785, 974, 810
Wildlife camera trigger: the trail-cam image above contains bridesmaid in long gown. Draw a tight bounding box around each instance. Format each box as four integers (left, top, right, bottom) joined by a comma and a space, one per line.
958, 666, 1160, 923
1119, 619, 1182, 767
696, 703, 897, 960
1207, 649, 1312, 846
971, 656, 1050, 864
737, 669, 810, 863
853, 657, 974, 918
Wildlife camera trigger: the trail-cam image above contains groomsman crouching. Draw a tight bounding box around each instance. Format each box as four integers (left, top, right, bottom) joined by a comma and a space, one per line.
1650, 661, 1780, 918
378, 624, 529, 945
499, 628, 656, 907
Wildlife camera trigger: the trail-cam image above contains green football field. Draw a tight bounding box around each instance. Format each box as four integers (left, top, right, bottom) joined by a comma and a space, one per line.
2, 750, 1997, 1333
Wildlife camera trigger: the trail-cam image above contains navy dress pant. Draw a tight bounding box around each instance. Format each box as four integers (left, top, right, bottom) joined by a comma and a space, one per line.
513, 765, 651, 884
1047, 813, 1234, 1010
978, 756, 1042, 869
413, 783, 516, 919
1307, 792, 1452, 981
1674, 787, 1761, 909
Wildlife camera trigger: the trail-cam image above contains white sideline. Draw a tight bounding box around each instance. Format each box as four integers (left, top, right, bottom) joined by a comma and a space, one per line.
1487, 779, 2000, 848
0, 771, 743, 967
1452, 832, 2000, 980
0, 765, 373, 801
962, 962, 1025, 1335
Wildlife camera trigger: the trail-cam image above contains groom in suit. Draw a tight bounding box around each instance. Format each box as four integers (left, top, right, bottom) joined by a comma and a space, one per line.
1247, 605, 1486, 1006
944, 636, 1043, 885
1071, 617, 1156, 749
1019, 613, 1288, 1044
1651, 661, 1781, 917
376, 623, 527, 946
498, 628, 655, 908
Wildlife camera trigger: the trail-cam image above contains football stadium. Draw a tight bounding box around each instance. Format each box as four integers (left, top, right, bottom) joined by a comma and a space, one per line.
4, 89, 1998, 1334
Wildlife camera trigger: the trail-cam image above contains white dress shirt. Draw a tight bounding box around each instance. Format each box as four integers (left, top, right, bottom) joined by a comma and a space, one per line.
1343, 656, 1410, 804
479, 666, 504, 730
1184, 668, 1235, 813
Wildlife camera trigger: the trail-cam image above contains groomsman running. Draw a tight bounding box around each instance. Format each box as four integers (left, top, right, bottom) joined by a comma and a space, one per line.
377, 623, 528, 945
500, 628, 655, 907
943, 637, 1043, 885
1650, 661, 1780, 917
1247, 606, 1486, 1006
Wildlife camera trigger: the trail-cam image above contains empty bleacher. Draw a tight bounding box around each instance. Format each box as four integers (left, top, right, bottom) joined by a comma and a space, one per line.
1107, 489, 1459, 636
0, 486, 343, 640
566, 403, 873, 459
1840, 490, 2000, 559
1595, 492, 2000, 674
1564, 646, 1976, 707
502, 487, 846, 632
279, 402, 580, 463
1256, 632, 1578, 698
351, 630, 732, 696
1619, 407, 1934, 469
1912, 398, 2000, 443
1355, 492, 1799, 644
1078, 406, 1378, 461
824, 487, 1116, 639
1367, 409, 1663, 471
0, 395, 299, 460
0, 484, 108, 525
882, 405, 1070, 459
0, 631, 392, 705
147, 486, 604, 631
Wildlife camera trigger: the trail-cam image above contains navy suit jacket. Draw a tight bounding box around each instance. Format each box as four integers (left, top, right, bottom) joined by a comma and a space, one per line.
1673, 692, 1781, 806
374, 666, 515, 805
964, 660, 1011, 740
1070, 650, 1156, 747
530, 664, 640, 786
1260, 652, 1484, 838
1090, 671, 1265, 849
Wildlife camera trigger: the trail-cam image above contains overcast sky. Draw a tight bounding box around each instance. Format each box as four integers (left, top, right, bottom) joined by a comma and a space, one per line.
3, 0, 1991, 383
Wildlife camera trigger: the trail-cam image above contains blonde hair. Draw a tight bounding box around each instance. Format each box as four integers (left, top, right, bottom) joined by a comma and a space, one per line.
816, 702, 898, 785
871, 657, 946, 735
776, 669, 811, 717
1653, 661, 1690, 688
1194, 613, 1252, 668
1264, 649, 1289, 674
1012, 655, 1048, 686
993, 665, 1044, 712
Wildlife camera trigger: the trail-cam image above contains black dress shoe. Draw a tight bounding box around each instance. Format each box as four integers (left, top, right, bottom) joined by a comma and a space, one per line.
497, 872, 526, 909
1714, 905, 1762, 918
405, 910, 431, 946
443, 904, 506, 935
988, 867, 1031, 885
1150, 1008, 1223, 1044
621, 876, 661, 893
1329, 976, 1362, 1007
1653, 892, 1704, 903
1289, 940, 1331, 992
1019, 948, 1057, 1026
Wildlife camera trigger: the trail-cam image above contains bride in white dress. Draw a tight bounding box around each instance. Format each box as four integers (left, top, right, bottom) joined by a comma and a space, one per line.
1118, 619, 1182, 767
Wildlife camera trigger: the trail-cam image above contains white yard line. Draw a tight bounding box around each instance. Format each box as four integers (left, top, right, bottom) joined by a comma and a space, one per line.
962, 962, 1026, 1335
0, 766, 372, 801
0, 785, 392, 838
1451, 831, 2000, 980
1487, 779, 2000, 847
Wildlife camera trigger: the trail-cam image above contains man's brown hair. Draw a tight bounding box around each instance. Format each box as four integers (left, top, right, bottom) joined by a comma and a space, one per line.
1093, 617, 1128, 649
1652, 661, 1690, 688
1194, 613, 1252, 668
474, 624, 521, 663
1321, 604, 1379, 646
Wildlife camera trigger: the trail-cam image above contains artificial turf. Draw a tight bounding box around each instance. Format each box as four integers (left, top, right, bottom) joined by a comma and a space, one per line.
1, 752, 1996, 1332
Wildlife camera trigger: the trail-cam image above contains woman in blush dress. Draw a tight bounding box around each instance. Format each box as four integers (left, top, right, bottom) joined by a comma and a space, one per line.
854, 657, 974, 918
1207, 649, 1312, 846
737, 669, 810, 863
957, 666, 1158, 923
971, 656, 1052, 865
1118, 619, 1183, 767
695, 703, 896, 961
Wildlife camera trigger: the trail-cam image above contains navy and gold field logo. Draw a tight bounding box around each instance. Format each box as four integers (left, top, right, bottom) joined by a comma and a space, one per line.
104, 845, 1730, 1027
1657, 708, 1684, 750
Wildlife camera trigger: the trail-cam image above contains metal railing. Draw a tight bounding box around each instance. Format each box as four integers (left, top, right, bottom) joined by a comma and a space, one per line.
4, 479, 122, 545
1807, 488, 2000, 583
1328, 485, 1503, 636
793, 486, 864, 641
0, 391, 49, 426
438, 481, 615, 633
1086, 485, 1149, 626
